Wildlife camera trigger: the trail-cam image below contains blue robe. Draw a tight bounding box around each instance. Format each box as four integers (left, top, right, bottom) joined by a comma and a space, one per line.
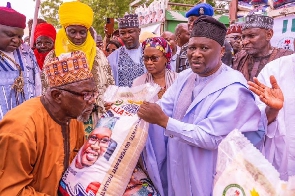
0, 44, 41, 119
156, 65, 264, 195
107, 46, 145, 87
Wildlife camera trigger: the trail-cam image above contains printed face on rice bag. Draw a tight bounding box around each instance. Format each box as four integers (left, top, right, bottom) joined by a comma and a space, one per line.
75, 127, 116, 169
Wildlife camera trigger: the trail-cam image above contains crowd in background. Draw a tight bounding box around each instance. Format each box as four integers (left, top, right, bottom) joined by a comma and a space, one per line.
0, 0, 294, 195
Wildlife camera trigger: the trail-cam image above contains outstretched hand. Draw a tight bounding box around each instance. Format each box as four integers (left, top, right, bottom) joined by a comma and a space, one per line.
248, 75, 284, 110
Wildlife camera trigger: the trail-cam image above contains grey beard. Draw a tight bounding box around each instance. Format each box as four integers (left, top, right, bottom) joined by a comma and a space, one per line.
77, 114, 90, 122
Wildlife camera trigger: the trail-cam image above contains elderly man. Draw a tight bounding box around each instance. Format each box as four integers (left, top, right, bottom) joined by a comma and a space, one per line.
43, 1, 114, 133
176, 3, 214, 73
0, 2, 41, 120
161, 31, 179, 71
33, 23, 56, 70
138, 16, 263, 195
225, 23, 242, 55
0, 51, 95, 195
107, 14, 145, 87
174, 23, 189, 49
233, 14, 293, 81
248, 53, 295, 181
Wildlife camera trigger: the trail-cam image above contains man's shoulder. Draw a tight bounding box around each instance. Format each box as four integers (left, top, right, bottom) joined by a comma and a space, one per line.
263, 53, 295, 73
275, 47, 294, 58
212, 65, 248, 89
44, 50, 56, 64
178, 68, 193, 78
107, 47, 120, 61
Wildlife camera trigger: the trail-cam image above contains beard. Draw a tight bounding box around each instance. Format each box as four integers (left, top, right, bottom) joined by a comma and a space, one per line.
77, 111, 92, 122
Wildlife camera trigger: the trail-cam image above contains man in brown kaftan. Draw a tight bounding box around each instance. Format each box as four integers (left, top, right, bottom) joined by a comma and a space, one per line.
233, 14, 293, 81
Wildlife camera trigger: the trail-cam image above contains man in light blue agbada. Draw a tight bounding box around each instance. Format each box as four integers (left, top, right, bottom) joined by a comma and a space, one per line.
138, 16, 264, 195
107, 14, 145, 87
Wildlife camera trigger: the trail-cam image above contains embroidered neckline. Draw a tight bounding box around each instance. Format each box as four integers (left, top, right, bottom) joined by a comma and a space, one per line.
0, 51, 26, 105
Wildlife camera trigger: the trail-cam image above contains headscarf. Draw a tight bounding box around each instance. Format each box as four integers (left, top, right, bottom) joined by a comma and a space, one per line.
33, 23, 56, 69
55, 1, 96, 70
142, 37, 172, 69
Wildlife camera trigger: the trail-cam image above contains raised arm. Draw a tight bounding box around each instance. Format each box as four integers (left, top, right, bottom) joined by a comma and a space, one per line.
248, 75, 284, 124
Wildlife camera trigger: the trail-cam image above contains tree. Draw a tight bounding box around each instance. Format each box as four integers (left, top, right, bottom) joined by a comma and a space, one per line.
38, 0, 130, 35
167, 0, 216, 12
80, 0, 130, 36
39, 0, 62, 28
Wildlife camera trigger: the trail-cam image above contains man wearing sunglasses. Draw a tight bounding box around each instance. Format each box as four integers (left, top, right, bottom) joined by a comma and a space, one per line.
0, 51, 97, 195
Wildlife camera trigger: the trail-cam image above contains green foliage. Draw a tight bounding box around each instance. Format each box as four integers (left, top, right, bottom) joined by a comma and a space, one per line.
167, 0, 215, 12
39, 0, 130, 36
80, 0, 130, 36
39, 0, 62, 28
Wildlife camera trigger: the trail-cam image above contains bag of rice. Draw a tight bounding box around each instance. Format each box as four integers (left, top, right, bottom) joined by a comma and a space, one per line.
59, 83, 160, 196
213, 130, 283, 196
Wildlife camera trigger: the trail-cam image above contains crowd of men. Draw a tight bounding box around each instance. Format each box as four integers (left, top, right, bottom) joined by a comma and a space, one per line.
0, 0, 294, 195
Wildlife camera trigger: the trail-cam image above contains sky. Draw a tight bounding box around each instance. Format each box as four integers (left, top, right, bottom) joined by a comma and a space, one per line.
2, 0, 72, 36
2, 0, 37, 23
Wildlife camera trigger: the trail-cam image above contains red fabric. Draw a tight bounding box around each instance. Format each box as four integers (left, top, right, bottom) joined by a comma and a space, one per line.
34, 23, 56, 43
117, 37, 124, 46
0, 6, 26, 28
86, 182, 100, 195
34, 49, 49, 70
33, 23, 56, 70
226, 24, 242, 35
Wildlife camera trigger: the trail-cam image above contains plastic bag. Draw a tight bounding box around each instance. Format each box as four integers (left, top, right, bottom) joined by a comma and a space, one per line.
59, 83, 161, 196
213, 130, 295, 196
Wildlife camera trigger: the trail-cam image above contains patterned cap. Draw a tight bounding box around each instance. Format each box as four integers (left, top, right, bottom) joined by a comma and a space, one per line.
44, 51, 93, 87
185, 3, 214, 18
118, 14, 139, 29
242, 14, 274, 30
226, 23, 242, 35
191, 15, 227, 46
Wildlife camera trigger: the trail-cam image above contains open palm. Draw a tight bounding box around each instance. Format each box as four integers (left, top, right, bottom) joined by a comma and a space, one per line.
248, 75, 284, 110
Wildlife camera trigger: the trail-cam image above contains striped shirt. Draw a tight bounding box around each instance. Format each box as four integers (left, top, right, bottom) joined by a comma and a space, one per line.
0, 44, 41, 119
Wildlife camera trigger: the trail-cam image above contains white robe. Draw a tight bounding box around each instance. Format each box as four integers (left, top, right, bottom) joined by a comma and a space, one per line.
256, 53, 295, 180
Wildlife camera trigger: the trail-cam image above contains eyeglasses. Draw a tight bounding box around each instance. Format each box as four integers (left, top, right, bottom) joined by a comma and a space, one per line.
88, 135, 110, 147
142, 55, 164, 62
59, 88, 99, 101
227, 35, 242, 41
106, 48, 116, 53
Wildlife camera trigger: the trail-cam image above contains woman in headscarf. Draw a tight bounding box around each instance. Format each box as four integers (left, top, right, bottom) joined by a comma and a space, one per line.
105, 39, 123, 57
33, 23, 56, 70
43, 1, 115, 136
131, 37, 178, 196
133, 37, 177, 98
